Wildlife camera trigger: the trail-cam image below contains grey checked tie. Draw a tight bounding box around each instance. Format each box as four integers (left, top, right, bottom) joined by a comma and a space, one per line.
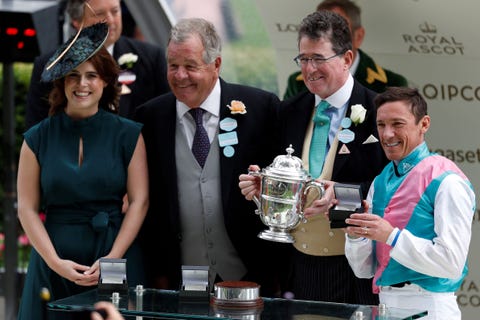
189, 108, 210, 167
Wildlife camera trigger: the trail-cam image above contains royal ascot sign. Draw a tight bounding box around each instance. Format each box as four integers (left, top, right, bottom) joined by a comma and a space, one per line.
255, 0, 480, 318
404, 22, 465, 56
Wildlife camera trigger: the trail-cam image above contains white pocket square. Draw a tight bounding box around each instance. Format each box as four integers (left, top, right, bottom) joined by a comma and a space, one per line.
362, 134, 379, 144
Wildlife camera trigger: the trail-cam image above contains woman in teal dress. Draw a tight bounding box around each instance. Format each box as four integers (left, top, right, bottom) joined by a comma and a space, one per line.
16, 23, 148, 320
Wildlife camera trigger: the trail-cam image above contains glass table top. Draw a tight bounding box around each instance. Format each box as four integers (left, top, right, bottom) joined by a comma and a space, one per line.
48, 287, 427, 319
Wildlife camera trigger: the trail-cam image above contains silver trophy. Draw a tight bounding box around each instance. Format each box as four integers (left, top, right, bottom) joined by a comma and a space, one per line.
249, 145, 324, 243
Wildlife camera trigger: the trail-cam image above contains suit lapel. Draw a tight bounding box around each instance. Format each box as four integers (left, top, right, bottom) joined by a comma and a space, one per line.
161, 97, 181, 231
281, 93, 315, 157
331, 81, 371, 178
112, 37, 127, 60
218, 80, 236, 213
161, 99, 178, 168
112, 38, 134, 117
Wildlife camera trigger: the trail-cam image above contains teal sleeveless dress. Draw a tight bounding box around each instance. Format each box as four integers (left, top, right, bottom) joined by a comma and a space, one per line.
18, 109, 145, 320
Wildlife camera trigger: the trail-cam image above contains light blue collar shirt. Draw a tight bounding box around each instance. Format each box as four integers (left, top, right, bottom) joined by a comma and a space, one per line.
314, 74, 354, 149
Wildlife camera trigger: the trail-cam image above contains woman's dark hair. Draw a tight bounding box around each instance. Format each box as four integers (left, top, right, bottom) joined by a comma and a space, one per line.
48, 46, 120, 115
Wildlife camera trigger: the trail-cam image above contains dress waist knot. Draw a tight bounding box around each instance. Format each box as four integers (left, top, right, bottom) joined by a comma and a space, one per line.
45, 206, 122, 230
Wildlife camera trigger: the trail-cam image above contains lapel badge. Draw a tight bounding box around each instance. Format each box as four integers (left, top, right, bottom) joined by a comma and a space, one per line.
338, 144, 351, 154
362, 134, 379, 144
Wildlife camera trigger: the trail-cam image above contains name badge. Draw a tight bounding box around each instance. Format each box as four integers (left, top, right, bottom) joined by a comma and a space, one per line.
338, 129, 355, 144
223, 146, 235, 157
219, 117, 237, 132
340, 117, 352, 129
218, 131, 238, 147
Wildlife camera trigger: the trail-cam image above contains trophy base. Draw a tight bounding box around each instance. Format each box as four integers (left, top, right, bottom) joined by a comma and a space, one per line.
258, 229, 294, 243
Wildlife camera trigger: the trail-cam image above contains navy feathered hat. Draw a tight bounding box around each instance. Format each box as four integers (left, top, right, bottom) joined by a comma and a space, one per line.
41, 22, 109, 82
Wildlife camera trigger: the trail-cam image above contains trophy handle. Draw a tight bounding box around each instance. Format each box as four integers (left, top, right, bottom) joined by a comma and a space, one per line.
248, 169, 262, 210
300, 181, 325, 222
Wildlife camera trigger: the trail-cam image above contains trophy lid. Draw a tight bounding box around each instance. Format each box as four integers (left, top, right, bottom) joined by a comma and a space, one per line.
264, 145, 310, 180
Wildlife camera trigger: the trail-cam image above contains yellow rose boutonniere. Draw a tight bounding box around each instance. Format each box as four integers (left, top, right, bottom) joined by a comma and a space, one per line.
227, 100, 247, 114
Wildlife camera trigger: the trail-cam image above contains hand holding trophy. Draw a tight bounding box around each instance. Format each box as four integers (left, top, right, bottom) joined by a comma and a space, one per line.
247, 145, 324, 243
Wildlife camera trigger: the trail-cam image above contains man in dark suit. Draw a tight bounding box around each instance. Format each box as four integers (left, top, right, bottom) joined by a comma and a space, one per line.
26, 0, 169, 128
135, 18, 281, 296
240, 10, 388, 304
283, 0, 408, 99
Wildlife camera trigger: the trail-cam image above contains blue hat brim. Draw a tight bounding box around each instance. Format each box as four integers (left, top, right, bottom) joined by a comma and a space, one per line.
41, 23, 109, 82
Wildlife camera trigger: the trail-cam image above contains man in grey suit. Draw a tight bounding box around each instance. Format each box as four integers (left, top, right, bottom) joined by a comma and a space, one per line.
135, 18, 282, 296
26, 0, 169, 127
240, 10, 388, 304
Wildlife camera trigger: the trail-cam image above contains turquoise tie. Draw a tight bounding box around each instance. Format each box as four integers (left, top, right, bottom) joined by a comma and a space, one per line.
309, 100, 331, 178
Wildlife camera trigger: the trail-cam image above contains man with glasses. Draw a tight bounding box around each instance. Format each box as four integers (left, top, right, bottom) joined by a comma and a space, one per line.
284, 0, 408, 99
240, 10, 388, 304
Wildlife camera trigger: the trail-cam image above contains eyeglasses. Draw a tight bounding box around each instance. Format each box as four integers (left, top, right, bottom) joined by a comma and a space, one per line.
293, 53, 343, 68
